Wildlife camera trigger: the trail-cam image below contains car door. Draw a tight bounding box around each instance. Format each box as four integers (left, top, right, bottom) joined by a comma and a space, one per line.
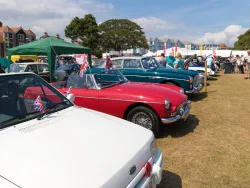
119, 59, 146, 82
38, 64, 50, 82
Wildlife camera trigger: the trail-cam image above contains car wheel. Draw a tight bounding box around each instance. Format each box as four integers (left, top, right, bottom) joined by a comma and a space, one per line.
127, 106, 160, 136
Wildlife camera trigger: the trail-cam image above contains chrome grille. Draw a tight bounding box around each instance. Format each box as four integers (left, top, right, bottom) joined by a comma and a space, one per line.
193, 74, 204, 87
176, 100, 188, 115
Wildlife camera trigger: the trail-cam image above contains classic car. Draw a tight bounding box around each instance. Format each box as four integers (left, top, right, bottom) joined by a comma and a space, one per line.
0, 72, 163, 188
99, 56, 204, 94
50, 69, 191, 136
166, 64, 215, 77
7, 62, 50, 82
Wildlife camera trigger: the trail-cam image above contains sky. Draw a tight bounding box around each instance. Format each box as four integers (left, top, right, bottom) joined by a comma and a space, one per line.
0, 0, 249, 46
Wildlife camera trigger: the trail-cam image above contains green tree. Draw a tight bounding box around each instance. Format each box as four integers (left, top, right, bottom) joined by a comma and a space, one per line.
65, 14, 99, 50
99, 19, 148, 52
234, 29, 250, 50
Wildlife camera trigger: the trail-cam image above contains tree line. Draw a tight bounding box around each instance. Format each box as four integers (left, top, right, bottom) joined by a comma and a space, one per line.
65, 14, 148, 57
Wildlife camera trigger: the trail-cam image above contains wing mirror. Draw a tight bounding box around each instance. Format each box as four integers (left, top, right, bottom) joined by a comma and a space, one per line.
66, 93, 75, 103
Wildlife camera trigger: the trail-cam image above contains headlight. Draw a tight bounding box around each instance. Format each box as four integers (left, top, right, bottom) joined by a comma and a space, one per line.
180, 88, 184, 93
164, 98, 170, 109
150, 139, 157, 159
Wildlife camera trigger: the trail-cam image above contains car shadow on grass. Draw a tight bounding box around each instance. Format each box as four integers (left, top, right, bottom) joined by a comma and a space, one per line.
188, 92, 208, 102
158, 170, 182, 188
208, 77, 218, 81
159, 114, 199, 138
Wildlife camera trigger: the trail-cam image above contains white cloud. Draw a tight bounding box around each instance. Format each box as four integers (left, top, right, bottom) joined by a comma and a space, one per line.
131, 17, 182, 32
0, 0, 114, 38
196, 25, 248, 46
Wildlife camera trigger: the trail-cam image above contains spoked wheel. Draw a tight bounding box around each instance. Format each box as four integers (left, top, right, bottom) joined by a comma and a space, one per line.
127, 106, 160, 136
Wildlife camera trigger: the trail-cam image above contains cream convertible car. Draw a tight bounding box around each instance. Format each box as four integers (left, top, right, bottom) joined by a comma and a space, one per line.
0, 73, 163, 188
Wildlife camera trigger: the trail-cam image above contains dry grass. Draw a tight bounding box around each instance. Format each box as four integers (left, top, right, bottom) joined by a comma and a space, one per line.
157, 72, 250, 188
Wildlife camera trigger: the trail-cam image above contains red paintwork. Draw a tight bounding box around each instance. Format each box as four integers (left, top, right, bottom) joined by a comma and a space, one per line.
24, 87, 61, 103
52, 81, 187, 120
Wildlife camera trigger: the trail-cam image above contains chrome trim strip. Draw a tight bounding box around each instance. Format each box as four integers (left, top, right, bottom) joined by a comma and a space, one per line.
124, 75, 188, 81
74, 95, 164, 104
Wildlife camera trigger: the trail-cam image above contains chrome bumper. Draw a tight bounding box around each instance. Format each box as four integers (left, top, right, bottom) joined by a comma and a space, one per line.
161, 100, 191, 124
185, 84, 203, 94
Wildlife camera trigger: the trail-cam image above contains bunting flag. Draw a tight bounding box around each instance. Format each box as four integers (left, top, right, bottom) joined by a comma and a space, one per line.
33, 95, 44, 112
200, 44, 203, 55
212, 50, 217, 61
174, 44, 178, 53
105, 57, 113, 70
163, 42, 167, 55
79, 59, 89, 78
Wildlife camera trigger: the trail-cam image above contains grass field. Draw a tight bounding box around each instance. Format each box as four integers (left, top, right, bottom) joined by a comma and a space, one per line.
157, 72, 250, 188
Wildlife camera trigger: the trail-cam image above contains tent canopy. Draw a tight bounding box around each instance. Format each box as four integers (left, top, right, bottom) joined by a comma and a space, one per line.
7, 37, 92, 81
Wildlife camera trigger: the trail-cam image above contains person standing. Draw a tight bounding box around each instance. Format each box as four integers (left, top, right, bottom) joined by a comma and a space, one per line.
166, 53, 176, 68
245, 50, 250, 79
206, 56, 214, 69
173, 52, 185, 70
159, 53, 167, 67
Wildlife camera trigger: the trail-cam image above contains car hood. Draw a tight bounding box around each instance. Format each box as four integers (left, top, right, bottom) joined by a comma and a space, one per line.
104, 82, 187, 106
154, 67, 198, 76
0, 106, 153, 188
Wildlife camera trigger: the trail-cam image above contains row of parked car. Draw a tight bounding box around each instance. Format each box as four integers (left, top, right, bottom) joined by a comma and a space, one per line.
0, 56, 213, 187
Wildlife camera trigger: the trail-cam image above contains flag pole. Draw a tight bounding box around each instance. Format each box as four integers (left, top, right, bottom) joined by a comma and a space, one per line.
204, 60, 207, 93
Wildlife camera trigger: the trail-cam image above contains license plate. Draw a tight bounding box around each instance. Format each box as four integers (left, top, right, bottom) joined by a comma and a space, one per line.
184, 110, 189, 121
147, 176, 156, 188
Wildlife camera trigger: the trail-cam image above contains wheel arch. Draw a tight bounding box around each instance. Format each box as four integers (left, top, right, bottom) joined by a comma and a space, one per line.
123, 102, 160, 120
160, 79, 180, 86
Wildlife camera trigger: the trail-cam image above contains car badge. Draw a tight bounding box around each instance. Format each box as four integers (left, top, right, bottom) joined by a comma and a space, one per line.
129, 165, 137, 175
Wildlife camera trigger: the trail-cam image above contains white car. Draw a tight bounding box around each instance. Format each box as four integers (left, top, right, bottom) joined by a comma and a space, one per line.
188, 66, 215, 76
0, 73, 163, 188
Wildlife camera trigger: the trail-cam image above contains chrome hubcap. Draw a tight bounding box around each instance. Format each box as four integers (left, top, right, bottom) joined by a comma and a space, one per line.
131, 112, 153, 129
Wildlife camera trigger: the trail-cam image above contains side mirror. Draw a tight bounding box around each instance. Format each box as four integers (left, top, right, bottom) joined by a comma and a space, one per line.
66, 93, 75, 103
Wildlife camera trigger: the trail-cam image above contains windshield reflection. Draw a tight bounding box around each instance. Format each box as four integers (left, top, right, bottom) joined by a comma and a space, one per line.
94, 70, 128, 88
0, 74, 72, 129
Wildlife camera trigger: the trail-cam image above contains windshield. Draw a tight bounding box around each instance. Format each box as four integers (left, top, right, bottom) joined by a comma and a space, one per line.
0, 74, 73, 129
141, 57, 163, 69
94, 69, 128, 88
7, 64, 26, 72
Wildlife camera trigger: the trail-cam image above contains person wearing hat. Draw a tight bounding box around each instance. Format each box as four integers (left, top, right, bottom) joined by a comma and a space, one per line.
173, 52, 184, 70
166, 53, 176, 68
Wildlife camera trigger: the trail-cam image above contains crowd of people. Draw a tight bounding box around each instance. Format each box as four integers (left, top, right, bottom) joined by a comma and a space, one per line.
158, 52, 186, 70
230, 51, 250, 79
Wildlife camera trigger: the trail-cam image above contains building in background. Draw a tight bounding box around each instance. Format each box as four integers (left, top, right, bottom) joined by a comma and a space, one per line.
0, 21, 36, 57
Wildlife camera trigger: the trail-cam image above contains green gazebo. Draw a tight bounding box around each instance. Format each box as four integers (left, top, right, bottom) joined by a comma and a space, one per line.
7, 37, 91, 81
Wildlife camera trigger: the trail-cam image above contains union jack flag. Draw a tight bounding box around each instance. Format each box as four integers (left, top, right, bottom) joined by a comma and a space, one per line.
65, 86, 72, 97
33, 95, 44, 112
79, 60, 89, 78
105, 57, 113, 71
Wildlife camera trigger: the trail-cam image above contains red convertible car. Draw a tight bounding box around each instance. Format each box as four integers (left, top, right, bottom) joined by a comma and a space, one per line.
42, 69, 189, 135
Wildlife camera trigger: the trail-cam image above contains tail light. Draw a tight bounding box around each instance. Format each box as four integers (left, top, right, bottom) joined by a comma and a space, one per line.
145, 162, 152, 177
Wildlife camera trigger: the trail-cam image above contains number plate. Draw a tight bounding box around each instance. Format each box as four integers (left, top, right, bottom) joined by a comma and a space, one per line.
146, 176, 156, 188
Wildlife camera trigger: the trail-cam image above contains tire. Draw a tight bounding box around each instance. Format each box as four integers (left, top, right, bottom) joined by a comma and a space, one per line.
127, 106, 160, 136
